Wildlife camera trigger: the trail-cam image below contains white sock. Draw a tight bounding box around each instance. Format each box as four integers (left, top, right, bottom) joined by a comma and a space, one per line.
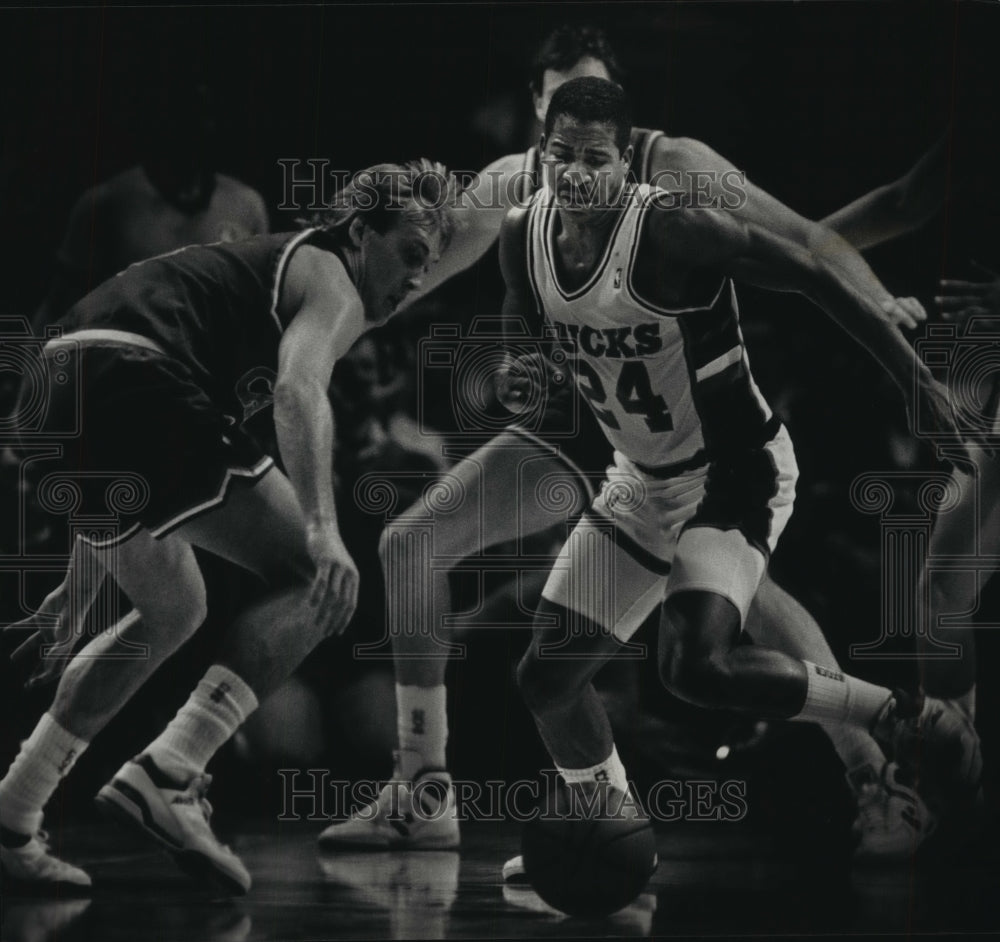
0, 713, 88, 838
396, 684, 447, 778
145, 665, 258, 782
819, 723, 886, 775
793, 661, 892, 730
558, 745, 630, 794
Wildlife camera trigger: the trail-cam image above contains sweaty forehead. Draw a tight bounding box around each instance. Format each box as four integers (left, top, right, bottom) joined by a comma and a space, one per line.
547, 116, 620, 152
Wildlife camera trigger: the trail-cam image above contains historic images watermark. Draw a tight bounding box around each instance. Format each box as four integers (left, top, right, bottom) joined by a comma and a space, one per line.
277, 769, 749, 824
276, 160, 748, 213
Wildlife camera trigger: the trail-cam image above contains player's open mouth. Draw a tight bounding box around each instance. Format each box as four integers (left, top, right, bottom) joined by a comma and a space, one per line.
558, 189, 593, 209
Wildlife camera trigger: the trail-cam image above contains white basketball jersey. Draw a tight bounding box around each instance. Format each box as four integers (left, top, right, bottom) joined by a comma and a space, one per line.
525, 183, 775, 471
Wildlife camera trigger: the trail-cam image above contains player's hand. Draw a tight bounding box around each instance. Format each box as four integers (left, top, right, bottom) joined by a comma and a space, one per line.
6, 577, 85, 687
936, 261, 1000, 325
881, 296, 927, 330
305, 520, 359, 637
496, 352, 548, 414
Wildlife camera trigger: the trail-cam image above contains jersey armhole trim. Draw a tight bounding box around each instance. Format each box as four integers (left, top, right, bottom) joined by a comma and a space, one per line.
625, 193, 729, 317
271, 229, 320, 334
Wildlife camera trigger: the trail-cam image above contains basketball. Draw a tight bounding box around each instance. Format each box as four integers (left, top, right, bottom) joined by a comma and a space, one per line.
521, 781, 657, 918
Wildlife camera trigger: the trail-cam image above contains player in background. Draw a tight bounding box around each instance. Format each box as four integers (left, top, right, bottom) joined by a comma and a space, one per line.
928, 261, 999, 729
319, 26, 938, 860
823, 133, 990, 813
496, 76, 978, 875
0, 162, 457, 894
32, 78, 269, 333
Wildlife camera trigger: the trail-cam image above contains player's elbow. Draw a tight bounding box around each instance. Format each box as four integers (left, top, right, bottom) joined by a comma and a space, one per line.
273, 375, 326, 417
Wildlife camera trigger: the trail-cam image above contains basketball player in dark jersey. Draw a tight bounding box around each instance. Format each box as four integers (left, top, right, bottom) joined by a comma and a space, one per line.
499, 76, 979, 875
0, 161, 458, 894
320, 26, 935, 860
13, 78, 271, 695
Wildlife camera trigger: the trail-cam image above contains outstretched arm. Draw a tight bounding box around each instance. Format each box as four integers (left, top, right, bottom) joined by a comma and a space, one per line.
821, 134, 948, 251
396, 153, 526, 312
937, 260, 1000, 324
659, 207, 967, 459
275, 246, 365, 634
652, 136, 937, 328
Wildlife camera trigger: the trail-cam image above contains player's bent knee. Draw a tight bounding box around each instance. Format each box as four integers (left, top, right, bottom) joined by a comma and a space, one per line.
378, 505, 466, 576
516, 651, 582, 714
659, 646, 734, 709
164, 581, 209, 641
263, 546, 316, 590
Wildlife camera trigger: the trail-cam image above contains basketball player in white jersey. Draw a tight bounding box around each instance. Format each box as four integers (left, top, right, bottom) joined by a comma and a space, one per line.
319, 26, 942, 860
490, 78, 980, 880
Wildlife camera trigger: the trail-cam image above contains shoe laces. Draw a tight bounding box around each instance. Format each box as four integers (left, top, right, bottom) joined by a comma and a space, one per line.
178, 773, 215, 821
32, 829, 52, 855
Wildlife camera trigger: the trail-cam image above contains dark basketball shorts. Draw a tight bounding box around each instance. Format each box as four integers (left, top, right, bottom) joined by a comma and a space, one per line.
28, 332, 273, 547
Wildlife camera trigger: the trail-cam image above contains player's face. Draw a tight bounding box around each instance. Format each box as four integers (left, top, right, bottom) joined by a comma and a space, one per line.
533, 57, 613, 122
361, 222, 441, 324
542, 116, 631, 215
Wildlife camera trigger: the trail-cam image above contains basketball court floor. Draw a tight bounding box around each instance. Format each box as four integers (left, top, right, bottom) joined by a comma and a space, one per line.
4, 810, 999, 941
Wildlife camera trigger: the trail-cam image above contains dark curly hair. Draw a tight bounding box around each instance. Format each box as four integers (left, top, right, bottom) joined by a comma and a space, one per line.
529, 25, 625, 95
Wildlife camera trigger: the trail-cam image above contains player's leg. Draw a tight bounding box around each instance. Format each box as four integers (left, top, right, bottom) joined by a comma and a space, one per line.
0, 529, 207, 890
657, 430, 978, 803
96, 467, 325, 895
502, 478, 671, 884
655, 430, 891, 726
386, 432, 586, 773
916, 451, 998, 711
749, 580, 899, 769
320, 433, 589, 849
748, 578, 935, 859
906, 452, 992, 810
7, 538, 115, 686
515, 510, 668, 779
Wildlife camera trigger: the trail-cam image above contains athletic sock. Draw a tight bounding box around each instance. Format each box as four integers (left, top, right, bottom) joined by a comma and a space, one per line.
819, 723, 887, 776
557, 745, 630, 794
145, 665, 258, 783
0, 713, 88, 839
793, 661, 893, 730
396, 684, 448, 779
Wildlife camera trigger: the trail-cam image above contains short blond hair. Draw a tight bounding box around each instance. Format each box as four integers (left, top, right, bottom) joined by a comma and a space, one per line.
302, 158, 459, 249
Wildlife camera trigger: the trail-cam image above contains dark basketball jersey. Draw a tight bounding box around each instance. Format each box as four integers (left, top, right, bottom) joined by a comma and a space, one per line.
59, 228, 346, 426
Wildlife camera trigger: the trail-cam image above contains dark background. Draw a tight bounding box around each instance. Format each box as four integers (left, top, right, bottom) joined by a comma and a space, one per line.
1, 0, 999, 826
